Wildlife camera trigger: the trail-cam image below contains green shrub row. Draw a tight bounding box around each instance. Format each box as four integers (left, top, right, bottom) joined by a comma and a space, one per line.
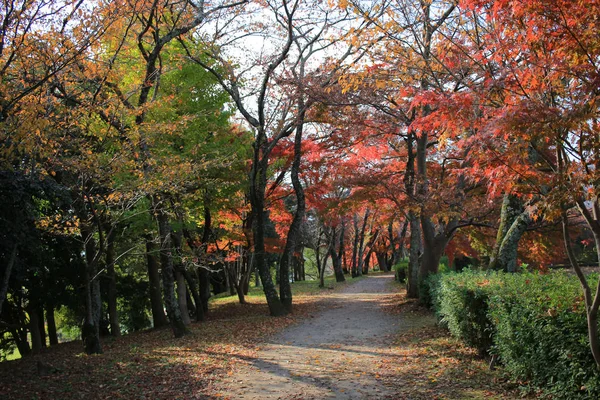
426, 269, 600, 399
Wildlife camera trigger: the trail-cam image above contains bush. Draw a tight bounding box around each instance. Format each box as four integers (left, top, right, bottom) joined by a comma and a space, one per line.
426, 269, 600, 399
427, 270, 498, 356
393, 260, 408, 283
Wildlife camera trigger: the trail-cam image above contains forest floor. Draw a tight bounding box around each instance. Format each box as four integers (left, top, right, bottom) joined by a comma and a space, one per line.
214, 274, 518, 400
0, 273, 519, 400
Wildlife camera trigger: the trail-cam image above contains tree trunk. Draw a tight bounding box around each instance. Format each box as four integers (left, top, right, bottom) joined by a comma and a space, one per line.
338, 219, 348, 275
106, 230, 120, 336
407, 213, 421, 298
562, 210, 600, 367
351, 214, 359, 277
198, 267, 211, 314
29, 307, 43, 354
146, 239, 168, 328
0, 245, 17, 316
356, 209, 370, 277
316, 244, 325, 288
82, 227, 102, 354
495, 212, 531, 272
376, 252, 388, 272
156, 208, 188, 337
242, 250, 253, 295
489, 194, 530, 272
329, 227, 345, 283
37, 305, 46, 348
225, 263, 236, 296
181, 268, 204, 322
419, 215, 454, 284
185, 288, 197, 316
12, 326, 30, 357
46, 302, 58, 345
175, 270, 191, 325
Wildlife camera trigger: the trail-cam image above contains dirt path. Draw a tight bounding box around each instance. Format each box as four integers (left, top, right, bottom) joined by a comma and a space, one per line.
217, 274, 434, 399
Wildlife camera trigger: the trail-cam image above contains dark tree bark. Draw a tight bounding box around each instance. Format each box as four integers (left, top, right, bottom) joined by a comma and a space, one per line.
361, 228, 379, 274
407, 213, 422, 298
376, 252, 389, 272
175, 270, 191, 325
29, 306, 43, 354
0, 245, 17, 316
155, 207, 187, 338
198, 266, 211, 314
278, 108, 307, 312
353, 210, 370, 277
339, 219, 348, 275
45, 302, 58, 345
105, 230, 120, 336
328, 225, 346, 283
562, 210, 600, 368
171, 229, 191, 325
180, 268, 204, 322
82, 226, 102, 354
37, 305, 46, 348
145, 239, 168, 328
251, 160, 287, 316
12, 327, 30, 357
351, 215, 359, 277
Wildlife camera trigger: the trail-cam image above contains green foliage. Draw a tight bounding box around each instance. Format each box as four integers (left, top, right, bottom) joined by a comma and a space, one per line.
117, 275, 152, 333
426, 269, 600, 399
393, 259, 408, 283
427, 270, 497, 356
438, 255, 450, 273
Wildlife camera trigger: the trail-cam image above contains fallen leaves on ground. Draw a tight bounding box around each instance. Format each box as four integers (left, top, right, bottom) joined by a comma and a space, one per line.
1, 277, 522, 400
0, 285, 337, 400
376, 284, 523, 400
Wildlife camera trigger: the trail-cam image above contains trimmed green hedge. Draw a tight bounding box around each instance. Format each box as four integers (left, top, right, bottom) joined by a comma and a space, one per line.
426, 269, 600, 399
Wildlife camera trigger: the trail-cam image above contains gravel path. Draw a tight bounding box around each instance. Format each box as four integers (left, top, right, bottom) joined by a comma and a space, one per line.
217, 274, 434, 399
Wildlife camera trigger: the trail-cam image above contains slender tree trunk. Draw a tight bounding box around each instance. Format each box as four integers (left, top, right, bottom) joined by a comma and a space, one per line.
0, 245, 17, 316
329, 227, 345, 283
82, 227, 102, 354
13, 328, 31, 357
29, 307, 43, 354
171, 229, 192, 325
198, 267, 211, 314
356, 210, 371, 276
351, 214, 359, 277
562, 210, 600, 367
156, 208, 187, 337
407, 213, 421, 298
316, 244, 325, 288
225, 263, 236, 296
46, 302, 58, 345
106, 230, 120, 336
146, 239, 168, 328
185, 289, 197, 316
279, 149, 305, 310
251, 157, 286, 316
242, 250, 253, 295
181, 269, 204, 322
338, 219, 348, 275
37, 305, 46, 348
175, 270, 191, 325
